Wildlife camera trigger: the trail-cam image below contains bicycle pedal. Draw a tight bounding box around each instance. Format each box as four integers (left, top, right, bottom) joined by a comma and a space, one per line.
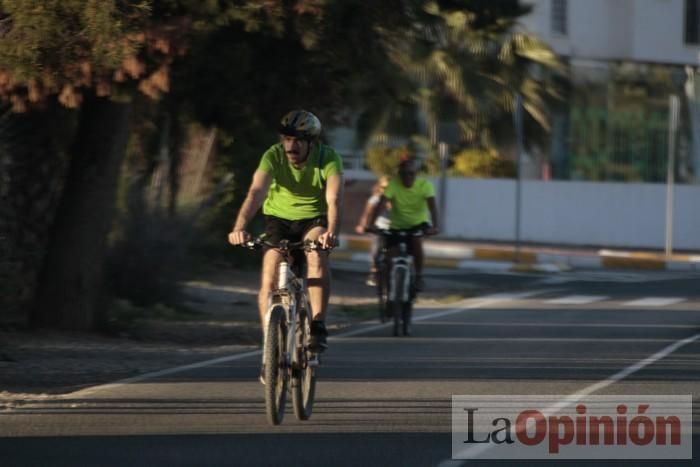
308, 355, 320, 367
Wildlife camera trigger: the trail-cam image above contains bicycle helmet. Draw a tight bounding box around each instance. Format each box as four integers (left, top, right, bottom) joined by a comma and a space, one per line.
398, 150, 418, 174
278, 110, 322, 140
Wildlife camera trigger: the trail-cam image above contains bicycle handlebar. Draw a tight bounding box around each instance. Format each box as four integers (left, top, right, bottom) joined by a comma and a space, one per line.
366, 226, 426, 237
240, 237, 330, 252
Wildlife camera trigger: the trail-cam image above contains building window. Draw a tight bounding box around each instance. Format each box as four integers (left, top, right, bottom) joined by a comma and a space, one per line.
685, 0, 700, 44
551, 0, 568, 35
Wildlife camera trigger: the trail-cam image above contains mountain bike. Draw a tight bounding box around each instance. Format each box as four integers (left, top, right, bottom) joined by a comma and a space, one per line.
242, 237, 321, 425
370, 227, 424, 336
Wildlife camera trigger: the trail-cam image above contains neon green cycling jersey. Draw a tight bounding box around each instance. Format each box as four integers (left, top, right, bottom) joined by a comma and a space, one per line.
258, 143, 343, 221
383, 176, 434, 229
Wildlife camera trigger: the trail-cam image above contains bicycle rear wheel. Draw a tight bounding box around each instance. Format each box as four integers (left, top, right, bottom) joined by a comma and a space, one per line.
264, 305, 288, 425
390, 268, 407, 337
401, 301, 413, 336
292, 306, 316, 420
376, 266, 388, 323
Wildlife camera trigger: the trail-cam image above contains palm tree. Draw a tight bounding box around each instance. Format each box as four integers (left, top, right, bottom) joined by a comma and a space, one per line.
356, 0, 565, 174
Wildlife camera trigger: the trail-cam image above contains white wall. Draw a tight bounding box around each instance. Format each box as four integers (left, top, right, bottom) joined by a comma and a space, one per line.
521, 0, 700, 65
632, 0, 700, 65
433, 177, 700, 250
521, 0, 635, 60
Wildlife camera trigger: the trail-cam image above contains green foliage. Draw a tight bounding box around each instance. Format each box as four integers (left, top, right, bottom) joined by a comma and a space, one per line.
354, 0, 564, 164
0, 0, 147, 71
195, 127, 266, 260
0, 0, 160, 109
451, 147, 516, 178
566, 62, 688, 182
365, 146, 408, 176
411, 134, 441, 174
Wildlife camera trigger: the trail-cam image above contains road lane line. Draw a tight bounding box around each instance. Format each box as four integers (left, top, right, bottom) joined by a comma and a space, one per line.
67, 289, 555, 398
546, 295, 608, 305
440, 332, 700, 466
420, 321, 698, 329
307, 289, 557, 339
622, 297, 686, 306
68, 349, 263, 397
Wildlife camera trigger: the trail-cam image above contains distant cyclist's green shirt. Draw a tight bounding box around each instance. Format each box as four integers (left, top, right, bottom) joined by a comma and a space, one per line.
384, 176, 434, 229
258, 143, 343, 221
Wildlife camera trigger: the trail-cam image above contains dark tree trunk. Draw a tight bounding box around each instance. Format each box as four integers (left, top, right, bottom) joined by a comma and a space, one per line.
31, 94, 131, 330
0, 101, 74, 326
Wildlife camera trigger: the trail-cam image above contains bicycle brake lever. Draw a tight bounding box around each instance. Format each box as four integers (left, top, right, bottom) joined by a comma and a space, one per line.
303, 240, 322, 251
244, 240, 261, 250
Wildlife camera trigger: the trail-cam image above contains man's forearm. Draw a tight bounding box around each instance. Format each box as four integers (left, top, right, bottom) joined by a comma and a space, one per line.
233, 193, 264, 231
429, 207, 439, 229
366, 203, 379, 228
365, 195, 385, 228
357, 202, 373, 228
326, 198, 341, 234
427, 198, 440, 230
325, 174, 344, 234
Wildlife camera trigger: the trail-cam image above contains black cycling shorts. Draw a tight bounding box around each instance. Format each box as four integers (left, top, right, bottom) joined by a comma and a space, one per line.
263, 215, 328, 247
381, 222, 430, 252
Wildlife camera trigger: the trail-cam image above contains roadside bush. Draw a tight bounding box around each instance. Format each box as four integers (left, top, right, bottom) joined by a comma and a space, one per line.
365, 146, 407, 176
106, 212, 192, 309
451, 148, 516, 178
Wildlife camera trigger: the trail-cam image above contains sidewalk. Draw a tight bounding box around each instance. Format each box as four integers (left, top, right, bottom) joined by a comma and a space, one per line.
334, 234, 700, 272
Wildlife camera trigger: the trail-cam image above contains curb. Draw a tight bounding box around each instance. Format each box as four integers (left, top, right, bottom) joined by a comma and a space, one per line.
336, 235, 700, 272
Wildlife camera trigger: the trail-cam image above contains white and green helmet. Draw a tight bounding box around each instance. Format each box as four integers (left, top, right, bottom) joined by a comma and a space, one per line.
278, 109, 322, 140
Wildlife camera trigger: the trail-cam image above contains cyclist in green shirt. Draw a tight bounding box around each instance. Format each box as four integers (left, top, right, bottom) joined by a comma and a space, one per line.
228, 110, 344, 356
359, 153, 439, 290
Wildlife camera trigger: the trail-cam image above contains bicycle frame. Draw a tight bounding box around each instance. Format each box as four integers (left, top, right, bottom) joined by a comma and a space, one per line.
388, 242, 414, 303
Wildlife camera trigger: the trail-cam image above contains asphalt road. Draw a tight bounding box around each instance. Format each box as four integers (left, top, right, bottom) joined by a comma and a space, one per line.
2, 269, 699, 466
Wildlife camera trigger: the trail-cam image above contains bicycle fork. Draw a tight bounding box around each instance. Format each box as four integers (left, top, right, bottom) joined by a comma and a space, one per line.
262, 262, 297, 368
389, 258, 413, 302
262, 262, 320, 370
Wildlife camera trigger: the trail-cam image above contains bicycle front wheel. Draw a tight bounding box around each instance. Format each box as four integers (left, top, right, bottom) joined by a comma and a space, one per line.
292, 306, 316, 420
264, 305, 288, 425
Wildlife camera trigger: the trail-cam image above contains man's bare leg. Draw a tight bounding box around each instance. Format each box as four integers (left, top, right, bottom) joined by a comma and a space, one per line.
259, 248, 283, 332
412, 236, 425, 290
303, 226, 330, 321
412, 237, 424, 278
304, 225, 330, 351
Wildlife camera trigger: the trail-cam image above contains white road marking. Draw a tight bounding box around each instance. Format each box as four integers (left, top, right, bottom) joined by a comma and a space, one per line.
66, 290, 555, 398
68, 349, 263, 397
421, 321, 698, 329
439, 332, 700, 465
546, 295, 608, 305
538, 271, 695, 284
622, 297, 686, 307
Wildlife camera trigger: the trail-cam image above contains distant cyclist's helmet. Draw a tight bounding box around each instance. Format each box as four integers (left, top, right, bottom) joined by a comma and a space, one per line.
398, 150, 418, 174
278, 110, 322, 141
